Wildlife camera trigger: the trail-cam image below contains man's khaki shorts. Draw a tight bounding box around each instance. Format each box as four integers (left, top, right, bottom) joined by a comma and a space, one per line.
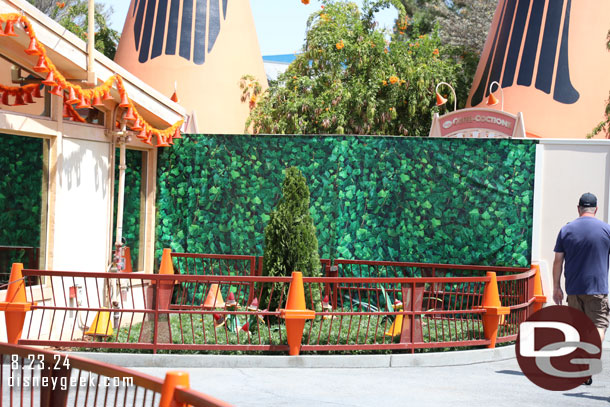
567, 294, 609, 330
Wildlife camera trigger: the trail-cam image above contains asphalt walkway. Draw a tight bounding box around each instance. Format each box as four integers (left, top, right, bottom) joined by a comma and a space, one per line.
114, 337, 610, 407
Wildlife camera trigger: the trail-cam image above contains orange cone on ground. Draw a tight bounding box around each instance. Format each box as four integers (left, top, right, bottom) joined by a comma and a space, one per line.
203, 284, 225, 309
280, 271, 315, 355
156, 248, 175, 311
532, 264, 547, 313
159, 248, 174, 275
84, 308, 114, 337
481, 272, 510, 348
0, 263, 34, 344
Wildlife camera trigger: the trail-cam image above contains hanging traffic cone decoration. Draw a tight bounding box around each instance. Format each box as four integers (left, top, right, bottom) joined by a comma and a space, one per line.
102, 89, 113, 101
4, 20, 17, 37
76, 96, 91, 109
13, 92, 25, 106
32, 85, 42, 98
65, 87, 80, 105
33, 55, 50, 73
435, 92, 447, 107
131, 117, 143, 131
124, 106, 137, 121
119, 91, 130, 108
23, 90, 34, 104
24, 37, 42, 55
1, 91, 10, 106
49, 85, 63, 97
156, 133, 170, 147
91, 93, 103, 108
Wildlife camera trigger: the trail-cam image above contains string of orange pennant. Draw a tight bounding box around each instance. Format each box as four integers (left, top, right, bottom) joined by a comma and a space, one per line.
0, 13, 183, 147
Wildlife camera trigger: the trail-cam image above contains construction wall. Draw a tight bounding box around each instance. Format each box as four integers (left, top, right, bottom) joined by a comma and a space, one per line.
156, 135, 538, 268
533, 139, 610, 299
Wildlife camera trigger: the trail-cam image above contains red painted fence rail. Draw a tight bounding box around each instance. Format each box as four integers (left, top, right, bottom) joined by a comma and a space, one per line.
8, 255, 540, 353
0, 342, 231, 406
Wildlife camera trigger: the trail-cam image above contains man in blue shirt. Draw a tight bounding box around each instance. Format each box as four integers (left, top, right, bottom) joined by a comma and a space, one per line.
553, 192, 610, 344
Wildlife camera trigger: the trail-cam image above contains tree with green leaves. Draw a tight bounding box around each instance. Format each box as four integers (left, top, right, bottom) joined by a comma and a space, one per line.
589, 29, 610, 139
398, 0, 495, 56
247, 0, 464, 136
262, 167, 321, 311
28, 0, 119, 59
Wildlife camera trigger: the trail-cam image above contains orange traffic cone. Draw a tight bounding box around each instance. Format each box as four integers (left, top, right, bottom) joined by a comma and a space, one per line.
155, 248, 175, 311
481, 272, 510, 348
119, 91, 130, 108
84, 308, 114, 337
33, 55, 50, 73
0, 263, 35, 344
4, 20, 17, 37
91, 92, 103, 108
31, 85, 43, 99
65, 87, 80, 105
24, 37, 42, 55
159, 371, 190, 407
203, 284, 225, 309
280, 272, 315, 355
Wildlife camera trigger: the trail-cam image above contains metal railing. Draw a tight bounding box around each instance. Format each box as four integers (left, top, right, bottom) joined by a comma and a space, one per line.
11, 261, 537, 353
0, 342, 231, 406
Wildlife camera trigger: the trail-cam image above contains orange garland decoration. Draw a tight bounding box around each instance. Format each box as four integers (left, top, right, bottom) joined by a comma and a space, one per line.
0, 13, 184, 147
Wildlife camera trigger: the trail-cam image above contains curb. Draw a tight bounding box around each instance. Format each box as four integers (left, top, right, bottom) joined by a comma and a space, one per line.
71, 345, 516, 369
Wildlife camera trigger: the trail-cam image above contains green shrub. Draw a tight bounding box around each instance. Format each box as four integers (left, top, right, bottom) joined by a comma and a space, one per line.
262, 167, 322, 311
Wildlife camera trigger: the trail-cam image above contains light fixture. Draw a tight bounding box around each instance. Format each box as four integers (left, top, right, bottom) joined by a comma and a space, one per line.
487, 81, 504, 111
435, 82, 457, 111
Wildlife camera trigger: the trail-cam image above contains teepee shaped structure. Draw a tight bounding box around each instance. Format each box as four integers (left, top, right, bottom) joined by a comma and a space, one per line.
467, 0, 610, 138
114, 0, 268, 133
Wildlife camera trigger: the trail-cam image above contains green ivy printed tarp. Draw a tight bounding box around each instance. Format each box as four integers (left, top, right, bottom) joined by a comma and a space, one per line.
156, 135, 537, 268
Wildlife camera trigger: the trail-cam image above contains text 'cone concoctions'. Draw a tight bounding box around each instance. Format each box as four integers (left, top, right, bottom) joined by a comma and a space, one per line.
468, 0, 610, 138
114, 0, 268, 134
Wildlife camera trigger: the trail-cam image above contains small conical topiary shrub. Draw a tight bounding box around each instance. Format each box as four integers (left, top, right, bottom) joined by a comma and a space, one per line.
262, 167, 321, 312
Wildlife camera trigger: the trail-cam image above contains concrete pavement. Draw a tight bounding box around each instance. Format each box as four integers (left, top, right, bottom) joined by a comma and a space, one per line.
111, 337, 610, 407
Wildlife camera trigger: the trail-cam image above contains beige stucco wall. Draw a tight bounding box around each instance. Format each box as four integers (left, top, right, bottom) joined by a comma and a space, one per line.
52, 136, 112, 272
533, 140, 610, 299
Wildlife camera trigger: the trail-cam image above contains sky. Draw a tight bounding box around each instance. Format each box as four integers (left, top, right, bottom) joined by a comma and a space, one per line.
100, 0, 398, 56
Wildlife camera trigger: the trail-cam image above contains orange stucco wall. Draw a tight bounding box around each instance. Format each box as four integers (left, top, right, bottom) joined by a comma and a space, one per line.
468, 0, 610, 139
114, 0, 268, 134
